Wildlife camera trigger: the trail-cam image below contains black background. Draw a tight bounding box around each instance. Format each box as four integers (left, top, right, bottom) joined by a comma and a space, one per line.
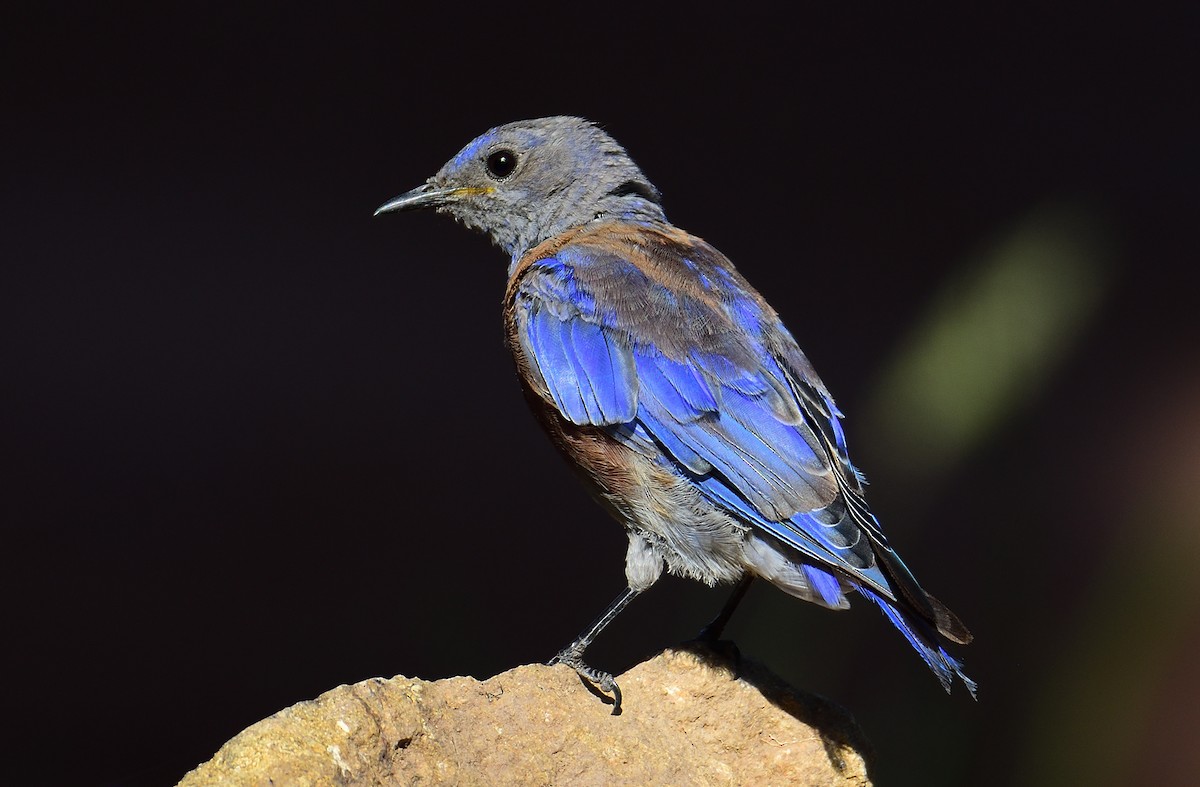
4, 5, 1197, 785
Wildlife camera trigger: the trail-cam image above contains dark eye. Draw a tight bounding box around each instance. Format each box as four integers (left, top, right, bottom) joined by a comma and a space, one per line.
485, 149, 517, 179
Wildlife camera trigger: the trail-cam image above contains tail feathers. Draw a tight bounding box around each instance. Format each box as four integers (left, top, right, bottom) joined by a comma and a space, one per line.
926, 591, 974, 645
859, 586, 978, 699
872, 546, 973, 645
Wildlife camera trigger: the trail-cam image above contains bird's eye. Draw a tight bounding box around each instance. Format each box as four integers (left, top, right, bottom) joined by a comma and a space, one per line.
485, 149, 518, 179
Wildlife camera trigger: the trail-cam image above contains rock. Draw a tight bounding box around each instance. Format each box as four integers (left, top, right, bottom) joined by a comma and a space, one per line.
177, 643, 872, 785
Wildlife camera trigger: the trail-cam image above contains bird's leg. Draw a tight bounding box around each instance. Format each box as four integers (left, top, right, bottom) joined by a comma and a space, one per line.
549, 585, 641, 711
697, 574, 754, 641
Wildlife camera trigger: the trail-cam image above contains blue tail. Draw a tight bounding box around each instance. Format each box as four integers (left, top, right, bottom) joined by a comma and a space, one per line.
859, 586, 978, 699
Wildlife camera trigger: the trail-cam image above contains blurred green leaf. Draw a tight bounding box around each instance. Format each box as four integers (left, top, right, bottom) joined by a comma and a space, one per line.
864, 204, 1114, 486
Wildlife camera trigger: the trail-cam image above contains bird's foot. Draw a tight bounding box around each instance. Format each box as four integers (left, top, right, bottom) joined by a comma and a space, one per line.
549, 643, 622, 713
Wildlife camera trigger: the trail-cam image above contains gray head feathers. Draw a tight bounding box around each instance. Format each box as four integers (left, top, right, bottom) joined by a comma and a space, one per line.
415, 117, 667, 259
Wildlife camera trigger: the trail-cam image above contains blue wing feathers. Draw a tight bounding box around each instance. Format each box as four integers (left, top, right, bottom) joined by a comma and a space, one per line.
522, 302, 636, 426
637, 408, 714, 474
519, 254, 890, 571
523, 306, 582, 422
647, 352, 720, 417
691, 351, 770, 395
519, 254, 849, 523
512, 238, 971, 696
635, 350, 714, 423
564, 320, 605, 423
514, 243, 971, 692
720, 387, 824, 477
567, 318, 637, 423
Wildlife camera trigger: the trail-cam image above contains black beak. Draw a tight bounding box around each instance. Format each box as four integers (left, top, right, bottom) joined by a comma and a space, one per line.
373, 182, 459, 216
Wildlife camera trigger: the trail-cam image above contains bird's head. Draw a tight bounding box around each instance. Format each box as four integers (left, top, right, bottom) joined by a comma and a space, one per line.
375, 116, 665, 260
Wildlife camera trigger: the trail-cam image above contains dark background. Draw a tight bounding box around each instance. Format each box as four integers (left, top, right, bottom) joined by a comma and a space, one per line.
4, 5, 1197, 785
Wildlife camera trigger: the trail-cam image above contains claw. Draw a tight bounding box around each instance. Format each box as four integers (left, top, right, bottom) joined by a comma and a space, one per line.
551, 643, 623, 713
547, 586, 641, 712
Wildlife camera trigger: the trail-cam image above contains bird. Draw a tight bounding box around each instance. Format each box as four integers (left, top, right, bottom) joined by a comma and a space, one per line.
375, 116, 975, 707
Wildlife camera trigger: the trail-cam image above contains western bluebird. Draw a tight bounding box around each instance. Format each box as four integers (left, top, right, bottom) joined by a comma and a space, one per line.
376, 117, 975, 706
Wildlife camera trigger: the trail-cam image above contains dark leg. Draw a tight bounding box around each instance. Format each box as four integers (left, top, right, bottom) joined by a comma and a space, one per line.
697, 574, 754, 641
549, 585, 641, 712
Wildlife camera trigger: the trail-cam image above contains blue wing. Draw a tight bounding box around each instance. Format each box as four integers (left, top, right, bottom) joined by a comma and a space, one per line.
510, 231, 973, 694
511, 242, 892, 590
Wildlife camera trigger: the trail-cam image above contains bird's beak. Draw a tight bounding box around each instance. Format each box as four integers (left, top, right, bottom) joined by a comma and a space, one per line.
374, 183, 493, 216
374, 183, 456, 215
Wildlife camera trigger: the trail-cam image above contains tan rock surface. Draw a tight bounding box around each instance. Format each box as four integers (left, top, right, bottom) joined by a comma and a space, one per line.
178, 643, 872, 786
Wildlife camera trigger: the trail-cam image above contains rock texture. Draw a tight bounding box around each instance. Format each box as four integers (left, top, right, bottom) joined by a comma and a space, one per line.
178, 643, 872, 786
